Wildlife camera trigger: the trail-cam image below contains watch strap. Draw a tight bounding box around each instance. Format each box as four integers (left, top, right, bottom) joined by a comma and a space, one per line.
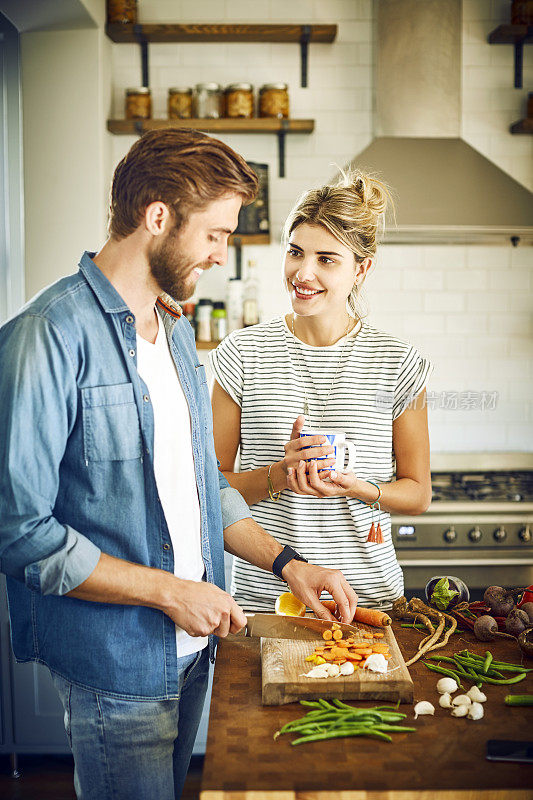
272, 545, 308, 580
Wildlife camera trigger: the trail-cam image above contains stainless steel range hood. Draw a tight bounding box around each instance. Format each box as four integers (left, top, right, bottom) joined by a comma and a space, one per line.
350, 0, 533, 245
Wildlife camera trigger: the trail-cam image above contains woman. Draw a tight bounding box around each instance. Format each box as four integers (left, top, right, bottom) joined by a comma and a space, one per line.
210, 170, 433, 612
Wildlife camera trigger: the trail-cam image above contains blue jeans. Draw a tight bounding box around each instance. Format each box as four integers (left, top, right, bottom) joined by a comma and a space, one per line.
51, 647, 209, 800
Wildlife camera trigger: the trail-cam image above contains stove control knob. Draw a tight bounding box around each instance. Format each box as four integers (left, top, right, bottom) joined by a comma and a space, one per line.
519, 525, 531, 543
443, 526, 457, 543
493, 526, 507, 542
468, 526, 482, 542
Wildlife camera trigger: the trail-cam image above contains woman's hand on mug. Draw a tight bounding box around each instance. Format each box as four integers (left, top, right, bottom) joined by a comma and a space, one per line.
280, 415, 336, 475
287, 458, 358, 498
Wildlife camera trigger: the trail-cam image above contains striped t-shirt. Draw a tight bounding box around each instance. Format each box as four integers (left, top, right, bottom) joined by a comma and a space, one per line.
210, 316, 433, 612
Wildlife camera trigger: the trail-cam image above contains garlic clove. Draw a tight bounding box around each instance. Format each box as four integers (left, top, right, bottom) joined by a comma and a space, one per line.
340, 661, 355, 676
466, 686, 487, 703
436, 677, 458, 694
467, 701, 484, 720
439, 692, 453, 708
302, 666, 330, 678
414, 701, 435, 719
326, 663, 341, 677
451, 704, 469, 717
364, 653, 388, 673
452, 694, 472, 706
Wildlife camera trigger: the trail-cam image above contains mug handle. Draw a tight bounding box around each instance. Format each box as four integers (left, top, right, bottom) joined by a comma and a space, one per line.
344, 440, 357, 473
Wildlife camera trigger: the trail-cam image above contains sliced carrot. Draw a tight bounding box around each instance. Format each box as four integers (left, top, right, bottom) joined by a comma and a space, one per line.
321, 652, 334, 661
344, 653, 362, 661
336, 640, 349, 648
322, 629, 333, 641
373, 632, 385, 639
362, 632, 374, 639
332, 629, 343, 641
332, 622, 341, 630
371, 645, 390, 654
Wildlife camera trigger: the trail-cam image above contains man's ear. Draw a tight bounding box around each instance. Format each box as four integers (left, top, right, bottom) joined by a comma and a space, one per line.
144, 201, 171, 236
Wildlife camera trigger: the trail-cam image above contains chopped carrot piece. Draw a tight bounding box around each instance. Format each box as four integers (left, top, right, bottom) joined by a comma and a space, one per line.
344, 653, 362, 661
332, 629, 343, 640
363, 632, 373, 639
321, 652, 334, 661
373, 632, 385, 639
333, 658, 347, 665
336, 640, 349, 648
322, 629, 333, 640
332, 622, 341, 630
371, 645, 390, 654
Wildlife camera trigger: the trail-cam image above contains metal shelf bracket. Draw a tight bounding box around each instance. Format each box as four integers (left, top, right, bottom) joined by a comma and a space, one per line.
133, 24, 149, 87
277, 119, 289, 178
514, 39, 524, 88
300, 25, 311, 87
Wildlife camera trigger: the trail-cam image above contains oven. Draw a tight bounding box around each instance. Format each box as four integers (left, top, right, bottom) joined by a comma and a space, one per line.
391, 453, 533, 601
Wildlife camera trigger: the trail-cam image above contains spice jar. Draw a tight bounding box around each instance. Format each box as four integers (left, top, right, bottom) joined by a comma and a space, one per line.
194, 83, 223, 119
259, 83, 289, 119
125, 87, 152, 120
211, 302, 227, 342
168, 87, 193, 119
225, 83, 254, 118
195, 299, 213, 342
107, 0, 137, 24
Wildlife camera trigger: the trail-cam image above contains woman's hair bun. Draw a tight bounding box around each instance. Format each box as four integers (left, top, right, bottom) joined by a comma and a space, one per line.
338, 168, 390, 219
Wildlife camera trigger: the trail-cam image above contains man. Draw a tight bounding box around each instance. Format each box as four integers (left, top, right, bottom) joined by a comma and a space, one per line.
0, 129, 357, 800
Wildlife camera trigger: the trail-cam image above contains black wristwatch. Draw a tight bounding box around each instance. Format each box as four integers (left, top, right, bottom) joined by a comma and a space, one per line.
272, 545, 308, 580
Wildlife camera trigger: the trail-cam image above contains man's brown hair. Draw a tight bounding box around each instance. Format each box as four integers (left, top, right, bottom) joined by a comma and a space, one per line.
108, 128, 258, 238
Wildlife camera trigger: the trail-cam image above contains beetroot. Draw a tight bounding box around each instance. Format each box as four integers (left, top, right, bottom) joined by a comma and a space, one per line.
483, 586, 515, 617
473, 614, 516, 642
520, 602, 533, 624
518, 628, 533, 659
505, 608, 530, 637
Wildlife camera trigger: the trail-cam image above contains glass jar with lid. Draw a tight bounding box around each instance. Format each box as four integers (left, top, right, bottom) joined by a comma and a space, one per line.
225, 83, 254, 118
107, 0, 137, 24
259, 83, 289, 119
194, 83, 224, 119
125, 87, 152, 119
168, 87, 193, 119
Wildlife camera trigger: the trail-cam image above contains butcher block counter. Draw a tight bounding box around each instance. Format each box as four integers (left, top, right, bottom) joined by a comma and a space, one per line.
200, 623, 533, 800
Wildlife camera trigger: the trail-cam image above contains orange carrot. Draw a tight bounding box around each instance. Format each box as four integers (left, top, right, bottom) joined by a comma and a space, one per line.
322, 629, 333, 640
362, 632, 374, 639
373, 632, 385, 639
332, 629, 343, 641
352, 607, 392, 628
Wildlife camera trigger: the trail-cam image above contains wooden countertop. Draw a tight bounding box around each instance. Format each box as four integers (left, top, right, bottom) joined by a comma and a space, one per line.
201, 624, 533, 800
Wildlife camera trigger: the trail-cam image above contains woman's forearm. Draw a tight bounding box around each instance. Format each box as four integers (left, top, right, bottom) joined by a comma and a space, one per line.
349, 477, 432, 516
221, 461, 287, 506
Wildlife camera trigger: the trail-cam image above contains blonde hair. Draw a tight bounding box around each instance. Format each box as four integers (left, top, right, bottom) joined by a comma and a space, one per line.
282, 169, 393, 317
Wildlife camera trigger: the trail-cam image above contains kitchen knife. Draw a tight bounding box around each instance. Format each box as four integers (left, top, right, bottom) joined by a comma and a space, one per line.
242, 613, 360, 640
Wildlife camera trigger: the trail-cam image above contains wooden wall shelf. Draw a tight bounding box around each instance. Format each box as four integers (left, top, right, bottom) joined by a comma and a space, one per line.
107, 118, 314, 177
196, 341, 218, 350
105, 23, 337, 44
107, 118, 314, 135
229, 234, 270, 246
488, 24, 533, 88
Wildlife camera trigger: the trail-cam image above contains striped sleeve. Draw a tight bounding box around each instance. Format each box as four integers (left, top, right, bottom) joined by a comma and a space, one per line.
209, 332, 244, 407
392, 345, 433, 420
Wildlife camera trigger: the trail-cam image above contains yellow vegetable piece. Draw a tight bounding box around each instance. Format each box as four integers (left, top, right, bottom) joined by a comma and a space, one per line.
274, 592, 306, 617
315, 656, 326, 665
305, 655, 316, 662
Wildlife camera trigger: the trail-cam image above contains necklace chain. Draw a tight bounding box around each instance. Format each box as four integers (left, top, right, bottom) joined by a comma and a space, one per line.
289, 314, 359, 426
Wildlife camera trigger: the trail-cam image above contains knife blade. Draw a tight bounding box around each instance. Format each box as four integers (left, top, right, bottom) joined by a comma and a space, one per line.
244, 614, 360, 640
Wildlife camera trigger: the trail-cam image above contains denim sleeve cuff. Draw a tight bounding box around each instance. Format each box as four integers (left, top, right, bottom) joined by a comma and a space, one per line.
220, 486, 251, 530
24, 527, 102, 595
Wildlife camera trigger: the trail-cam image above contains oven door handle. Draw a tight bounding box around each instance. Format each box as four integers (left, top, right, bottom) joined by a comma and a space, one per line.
398, 558, 533, 567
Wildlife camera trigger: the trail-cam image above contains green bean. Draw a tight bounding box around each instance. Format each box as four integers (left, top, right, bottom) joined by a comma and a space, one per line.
291, 728, 393, 745
483, 651, 493, 673
478, 672, 527, 686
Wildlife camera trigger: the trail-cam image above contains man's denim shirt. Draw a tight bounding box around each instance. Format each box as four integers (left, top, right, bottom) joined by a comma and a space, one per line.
0, 252, 251, 699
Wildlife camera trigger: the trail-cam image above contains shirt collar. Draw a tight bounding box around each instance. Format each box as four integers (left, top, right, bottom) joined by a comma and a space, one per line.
79, 251, 181, 318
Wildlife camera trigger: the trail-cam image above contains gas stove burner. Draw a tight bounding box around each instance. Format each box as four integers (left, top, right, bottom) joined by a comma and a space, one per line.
430, 470, 533, 503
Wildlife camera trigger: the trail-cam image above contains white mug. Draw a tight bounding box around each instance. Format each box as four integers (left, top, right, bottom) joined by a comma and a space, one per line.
300, 430, 356, 474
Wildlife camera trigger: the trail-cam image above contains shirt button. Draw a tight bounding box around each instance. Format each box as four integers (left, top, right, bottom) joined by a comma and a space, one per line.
143, 394, 150, 402
129, 349, 135, 357
126, 315, 134, 324
163, 543, 171, 551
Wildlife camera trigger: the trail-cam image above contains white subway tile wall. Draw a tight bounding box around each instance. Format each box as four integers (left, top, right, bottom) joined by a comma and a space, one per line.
110, 0, 532, 452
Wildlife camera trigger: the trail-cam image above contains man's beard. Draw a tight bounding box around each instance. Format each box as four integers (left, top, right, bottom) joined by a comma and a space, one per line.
148, 228, 200, 301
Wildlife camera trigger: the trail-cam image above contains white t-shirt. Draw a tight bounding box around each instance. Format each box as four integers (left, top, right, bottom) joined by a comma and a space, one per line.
136, 311, 207, 656
210, 316, 433, 612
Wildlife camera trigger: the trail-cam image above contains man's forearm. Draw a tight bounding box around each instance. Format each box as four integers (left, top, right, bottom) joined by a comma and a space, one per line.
223, 517, 284, 573
66, 552, 178, 614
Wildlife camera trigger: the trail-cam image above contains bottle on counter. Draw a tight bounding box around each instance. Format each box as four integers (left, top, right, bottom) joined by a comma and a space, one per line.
196, 298, 213, 342
211, 302, 227, 342
243, 259, 260, 327
226, 278, 243, 333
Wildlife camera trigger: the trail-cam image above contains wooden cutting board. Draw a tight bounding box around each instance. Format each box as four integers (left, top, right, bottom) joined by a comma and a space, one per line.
261, 621, 413, 705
